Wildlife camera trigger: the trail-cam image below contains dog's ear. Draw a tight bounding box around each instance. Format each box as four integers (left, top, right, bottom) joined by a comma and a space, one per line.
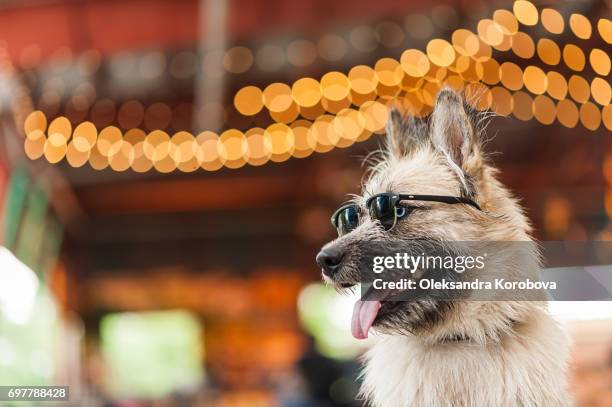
385, 108, 428, 159
429, 88, 483, 177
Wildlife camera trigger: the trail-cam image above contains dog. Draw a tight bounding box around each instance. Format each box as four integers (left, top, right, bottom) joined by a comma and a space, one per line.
316, 89, 570, 406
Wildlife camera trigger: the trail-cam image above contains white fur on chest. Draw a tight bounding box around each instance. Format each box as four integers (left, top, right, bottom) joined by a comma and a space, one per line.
360, 313, 570, 407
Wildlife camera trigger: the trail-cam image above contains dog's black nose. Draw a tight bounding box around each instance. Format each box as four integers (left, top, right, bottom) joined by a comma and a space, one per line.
316, 247, 344, 277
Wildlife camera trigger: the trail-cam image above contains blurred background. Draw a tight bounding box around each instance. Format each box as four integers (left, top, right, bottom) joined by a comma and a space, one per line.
0, 0, 611, 405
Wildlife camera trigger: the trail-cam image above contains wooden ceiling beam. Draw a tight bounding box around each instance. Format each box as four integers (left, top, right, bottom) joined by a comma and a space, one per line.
75, 173, 314, 215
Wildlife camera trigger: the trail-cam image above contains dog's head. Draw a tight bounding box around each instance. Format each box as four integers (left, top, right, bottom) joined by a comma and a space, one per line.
316, 88, 536, 341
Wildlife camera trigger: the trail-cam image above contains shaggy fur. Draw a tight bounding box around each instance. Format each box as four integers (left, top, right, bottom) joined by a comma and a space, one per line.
318, 89, 570, 406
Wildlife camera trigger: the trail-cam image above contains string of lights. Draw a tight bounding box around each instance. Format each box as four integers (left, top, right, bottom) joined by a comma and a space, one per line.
20, 0, 612, 173
38, 8, 609, 133
236, 3, 609, 120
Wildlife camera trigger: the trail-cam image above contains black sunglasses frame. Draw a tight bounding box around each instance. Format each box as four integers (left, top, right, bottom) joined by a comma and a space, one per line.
366, 193, 481, 211
331, 192, 481, 236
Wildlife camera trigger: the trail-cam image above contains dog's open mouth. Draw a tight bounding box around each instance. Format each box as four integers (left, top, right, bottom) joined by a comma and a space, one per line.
351, 285, 403, 340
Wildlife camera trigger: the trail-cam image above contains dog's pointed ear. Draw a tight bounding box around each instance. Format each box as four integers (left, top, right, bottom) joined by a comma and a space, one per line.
385, 108, 428, 158
429, 88, 483, 175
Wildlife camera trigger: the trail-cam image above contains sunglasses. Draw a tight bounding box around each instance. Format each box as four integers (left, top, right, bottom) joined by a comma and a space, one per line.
331, 192, 481, 236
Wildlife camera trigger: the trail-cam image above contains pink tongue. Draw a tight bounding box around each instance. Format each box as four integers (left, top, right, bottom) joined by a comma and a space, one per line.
351, 300, 381, 340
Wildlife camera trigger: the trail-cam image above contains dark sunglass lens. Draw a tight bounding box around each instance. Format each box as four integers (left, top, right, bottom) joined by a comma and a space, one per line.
337, 206, 359, 235
369, 195, 396, 230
